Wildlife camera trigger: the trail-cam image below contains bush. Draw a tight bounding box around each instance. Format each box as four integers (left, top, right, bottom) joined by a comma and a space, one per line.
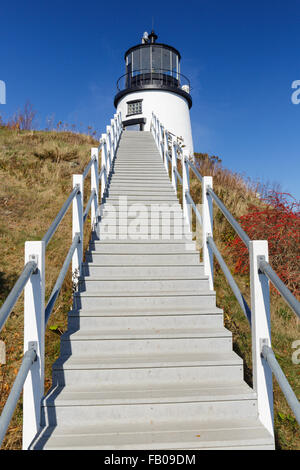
227, 191, 300, 298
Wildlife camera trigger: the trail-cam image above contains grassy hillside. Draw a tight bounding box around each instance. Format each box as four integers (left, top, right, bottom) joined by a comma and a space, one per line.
0, 129, 299, 450
0, 128, 98, 449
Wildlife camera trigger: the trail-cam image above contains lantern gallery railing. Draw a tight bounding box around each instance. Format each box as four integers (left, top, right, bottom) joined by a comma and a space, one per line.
0, 112, 123, 449
116, 69, 191, 94
150, 112, 300, 433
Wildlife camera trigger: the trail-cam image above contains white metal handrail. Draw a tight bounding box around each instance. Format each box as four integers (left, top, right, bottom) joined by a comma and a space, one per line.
150, 112, 300, 433
0, 111, 123, 449
0, 261, 37, 332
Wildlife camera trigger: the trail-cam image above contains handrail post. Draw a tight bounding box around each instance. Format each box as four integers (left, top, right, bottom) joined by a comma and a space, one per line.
202, 176, 214, 290
163, 129, 169, 175
171, 140, 177, 193
91, 147, 99, 229
154, 115, 158, 142
106, 126, 112, 174
158, 123, 162, 159
23, 240, 45, 449
151, 113, 154, 138
114, 114, 118, 144
182, 155, 191, 230
156, 117, 160, 148
101, 134, 108, 199
160, 125, 164, 161
161, 125, 165, 162
249, 240, 274, 437
72, 175, 83, 285
110, 119, 116, 158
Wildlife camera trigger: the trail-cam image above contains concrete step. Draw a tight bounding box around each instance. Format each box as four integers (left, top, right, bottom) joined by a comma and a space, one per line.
43, 382, 255, 408
97, 216, 187, 226
112, 167, 166, 173
99, 202, 182, 212
113, 161, 164, 166
52, 351, 242, 388
107, 189, 175, 196
88, 241, 196, 253
41, 393, 257, 428
104, 198, 179, 204
78, 278, 210, 294
110, 171, 167, 176
111, 173, 171, 181
94, 234, 194, 242
108, 184, 175, 191
97, 217, 188, 226
110, 170, 168, 175
59, 327, 233, 356
68, 304, 221, 317
67, 311, 224, 331
33, 418, 274, 450
84, 252, 199, 265
97, 219, 187, 227
96, 229, 192, 239
105, 191, 178, 204
109, 176, 170, 181
113, 165, 165, 170
74, 291, 216, 311
82, 263, 204, 278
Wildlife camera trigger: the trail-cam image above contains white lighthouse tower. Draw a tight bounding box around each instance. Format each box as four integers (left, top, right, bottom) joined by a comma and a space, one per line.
114, 30, 194, 156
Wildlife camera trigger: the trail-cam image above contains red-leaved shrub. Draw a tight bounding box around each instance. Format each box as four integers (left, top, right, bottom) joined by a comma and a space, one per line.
227, 191, 300, 298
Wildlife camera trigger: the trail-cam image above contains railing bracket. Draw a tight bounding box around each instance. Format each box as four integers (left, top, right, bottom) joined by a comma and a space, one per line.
260, 338, 269, 355
257, 255, 266, 274
28, 341, 38, 361
29, 255, 38, 274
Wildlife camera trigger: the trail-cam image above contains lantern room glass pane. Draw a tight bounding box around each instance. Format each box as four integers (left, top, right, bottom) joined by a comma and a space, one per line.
126, 53, 132, 75
152, 46, 162, 71
172, 52, 177, 76
140, 46, 150, 73
162, 48, 171, 74
132, 49, 140, 73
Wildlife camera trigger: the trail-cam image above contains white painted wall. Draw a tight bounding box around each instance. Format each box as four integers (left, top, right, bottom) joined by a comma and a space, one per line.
116, 89, 194, 156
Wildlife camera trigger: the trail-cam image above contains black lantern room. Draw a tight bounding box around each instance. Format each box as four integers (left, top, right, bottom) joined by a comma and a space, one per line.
114, 31, 192, 108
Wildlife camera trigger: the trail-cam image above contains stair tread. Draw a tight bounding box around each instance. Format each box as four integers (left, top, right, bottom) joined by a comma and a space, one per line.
53, 351, 244, 370
43, 382, 256, 406
68, 306, 223, 316
89, 240, 193, 244
79, 276, 208, 281
61, 327, 232, 341
74, 290, 216, 297
32, 418, 274, 450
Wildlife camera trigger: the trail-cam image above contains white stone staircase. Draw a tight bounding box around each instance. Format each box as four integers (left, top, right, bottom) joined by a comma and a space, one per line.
32, 131, 274, 449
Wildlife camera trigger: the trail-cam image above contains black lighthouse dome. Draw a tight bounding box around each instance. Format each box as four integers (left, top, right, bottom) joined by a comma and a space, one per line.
114, 31, 192, 108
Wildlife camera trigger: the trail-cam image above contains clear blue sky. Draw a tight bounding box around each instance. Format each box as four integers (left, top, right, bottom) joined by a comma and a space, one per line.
1, 0, 299, 199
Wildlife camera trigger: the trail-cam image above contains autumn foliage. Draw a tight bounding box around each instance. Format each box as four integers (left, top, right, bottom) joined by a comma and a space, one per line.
227, 191, 300, 298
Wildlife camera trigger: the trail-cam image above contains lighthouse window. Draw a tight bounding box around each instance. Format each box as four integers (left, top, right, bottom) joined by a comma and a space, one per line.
127, 100, 142, 116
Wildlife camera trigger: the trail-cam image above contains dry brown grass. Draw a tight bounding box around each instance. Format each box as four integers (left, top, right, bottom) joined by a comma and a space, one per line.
0, 128, 98, 449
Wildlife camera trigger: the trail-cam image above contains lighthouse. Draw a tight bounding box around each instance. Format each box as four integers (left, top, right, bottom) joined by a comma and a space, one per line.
114, 31, 194, 157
